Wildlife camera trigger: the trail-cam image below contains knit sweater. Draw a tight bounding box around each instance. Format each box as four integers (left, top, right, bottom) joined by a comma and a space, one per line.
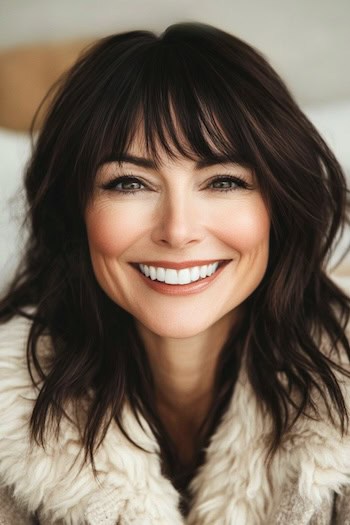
1, 314, 350, 524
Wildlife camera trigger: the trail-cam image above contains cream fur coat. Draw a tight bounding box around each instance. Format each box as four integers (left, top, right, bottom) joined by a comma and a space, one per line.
1, 314, 350, 524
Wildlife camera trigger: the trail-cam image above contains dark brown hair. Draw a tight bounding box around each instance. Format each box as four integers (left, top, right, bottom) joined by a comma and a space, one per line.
1, 21, 350, 513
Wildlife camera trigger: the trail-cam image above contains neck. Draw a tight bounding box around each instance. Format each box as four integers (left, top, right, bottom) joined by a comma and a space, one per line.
135, 306, 244, 427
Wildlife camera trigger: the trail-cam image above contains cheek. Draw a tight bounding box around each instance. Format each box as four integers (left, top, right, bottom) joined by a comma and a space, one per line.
85, 204, 143, 256
215, 198, 270, 251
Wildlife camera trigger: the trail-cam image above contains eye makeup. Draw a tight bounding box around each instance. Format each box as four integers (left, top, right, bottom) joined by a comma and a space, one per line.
99, 172, 254, 195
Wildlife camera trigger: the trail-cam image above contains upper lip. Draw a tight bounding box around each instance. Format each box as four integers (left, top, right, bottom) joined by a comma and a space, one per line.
131, 259, 231, 270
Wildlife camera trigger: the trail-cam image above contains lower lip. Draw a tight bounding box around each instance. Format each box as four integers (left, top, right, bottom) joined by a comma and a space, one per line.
130, 261, 231, 296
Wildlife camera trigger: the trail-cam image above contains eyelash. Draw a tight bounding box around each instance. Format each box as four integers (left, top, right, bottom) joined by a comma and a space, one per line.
101, 173, 252, 194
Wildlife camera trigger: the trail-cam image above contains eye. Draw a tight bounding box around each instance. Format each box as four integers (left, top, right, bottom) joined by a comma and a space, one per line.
208, 175, 252, 192
100, 175, 147, 194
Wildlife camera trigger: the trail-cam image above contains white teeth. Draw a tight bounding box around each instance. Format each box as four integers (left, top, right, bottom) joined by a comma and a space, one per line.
178, 269, 191, 285
165, 269, 181, 285
190, 266, 200, 282
138, 262, 220, 284
156, 267, 166, 282
140, 264, 150, 277
200, 265, 208, 278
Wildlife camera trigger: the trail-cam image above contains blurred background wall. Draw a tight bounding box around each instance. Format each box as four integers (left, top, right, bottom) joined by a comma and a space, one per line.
0, 0, 349, 106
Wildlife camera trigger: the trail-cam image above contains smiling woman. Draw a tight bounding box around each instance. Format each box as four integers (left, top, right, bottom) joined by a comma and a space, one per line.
0, 22, 350, 525
86, 137, 269, 337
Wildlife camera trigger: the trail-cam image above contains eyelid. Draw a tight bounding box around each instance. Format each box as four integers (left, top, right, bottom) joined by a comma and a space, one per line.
99, 172, 254, 192
207, 173, 253, 187
100, 174, 151, 191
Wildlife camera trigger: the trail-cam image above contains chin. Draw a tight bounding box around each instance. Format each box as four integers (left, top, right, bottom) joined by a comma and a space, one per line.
137, 316, 212, 340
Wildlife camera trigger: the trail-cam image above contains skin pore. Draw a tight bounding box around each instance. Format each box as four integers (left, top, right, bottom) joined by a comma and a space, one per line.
85, 126, 270, 465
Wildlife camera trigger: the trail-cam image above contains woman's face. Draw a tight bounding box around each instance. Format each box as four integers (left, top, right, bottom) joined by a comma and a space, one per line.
85, 132, 270, 339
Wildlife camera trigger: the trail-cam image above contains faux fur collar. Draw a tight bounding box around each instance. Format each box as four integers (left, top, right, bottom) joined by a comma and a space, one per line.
1, 314, 350, 524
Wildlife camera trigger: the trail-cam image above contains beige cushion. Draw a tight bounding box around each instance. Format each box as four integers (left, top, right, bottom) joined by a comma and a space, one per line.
0, 39, 94, 131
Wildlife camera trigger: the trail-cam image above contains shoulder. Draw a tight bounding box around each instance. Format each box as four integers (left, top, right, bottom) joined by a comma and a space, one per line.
280, 318, 350, 507
0, 312, 40, 442
0, 312, 33, 354
0, 312, 45, 401
0, 313, 37, 399
0, 313, 104, 522
0, 314, 48, 520
0, 310, 54, 378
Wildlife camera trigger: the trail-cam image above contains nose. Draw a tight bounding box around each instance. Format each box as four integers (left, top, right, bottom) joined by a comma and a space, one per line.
151, 188, 204, 249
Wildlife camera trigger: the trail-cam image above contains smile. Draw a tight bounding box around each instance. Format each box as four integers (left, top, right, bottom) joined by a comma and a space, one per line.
138, 261, 222, 285
129, 260, 231, 296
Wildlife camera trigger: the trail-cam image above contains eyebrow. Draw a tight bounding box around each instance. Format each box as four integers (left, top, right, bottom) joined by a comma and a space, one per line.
100, 154, 251, 170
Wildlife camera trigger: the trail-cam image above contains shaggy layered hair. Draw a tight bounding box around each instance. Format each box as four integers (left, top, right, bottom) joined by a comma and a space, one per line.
1, 21, 350, 511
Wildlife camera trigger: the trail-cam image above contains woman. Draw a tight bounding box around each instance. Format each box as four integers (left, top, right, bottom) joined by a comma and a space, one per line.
0, 21, 350, 524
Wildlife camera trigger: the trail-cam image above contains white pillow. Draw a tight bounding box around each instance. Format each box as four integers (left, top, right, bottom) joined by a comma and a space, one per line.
303, 100, 350, 281
0, 128, 31, 294
304, 100, 350, 180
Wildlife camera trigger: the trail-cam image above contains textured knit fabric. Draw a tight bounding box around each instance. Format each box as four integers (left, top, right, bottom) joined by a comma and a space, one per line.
1, 314, 350, 524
